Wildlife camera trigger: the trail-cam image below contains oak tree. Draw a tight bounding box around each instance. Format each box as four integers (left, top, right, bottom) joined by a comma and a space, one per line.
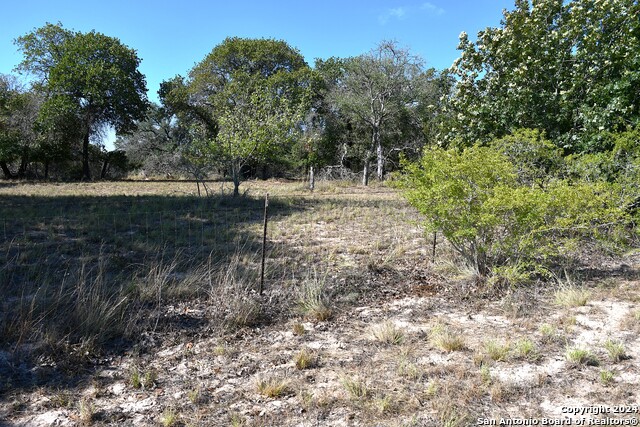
15, 23, 149, 179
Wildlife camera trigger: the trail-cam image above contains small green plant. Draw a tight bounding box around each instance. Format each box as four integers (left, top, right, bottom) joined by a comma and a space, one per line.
188, 387, 202, 404
565, 347, 599, 366
513, 338, 538, 360
341, 376, 368, 400
479, 365, 492, 384
130, 367, 157, 390
554, 286, 590, 308
229, 412, 245, 427
256, 375, 289, 398
425, 379, 439, 397
539, 323, 560, 343
599, 369, 615, 386
161, 408, 179, 427
371, 320, 405, 345
397, 359, 422, 381
49, 390, 74, 408
484, 339, 510, 361
603, 339, 627, 362
293, 349, 316, 370
374, 395, 395, 415
213, 344, 226, 356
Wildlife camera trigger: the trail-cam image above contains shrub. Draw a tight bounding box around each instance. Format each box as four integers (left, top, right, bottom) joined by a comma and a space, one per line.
398, 133, 631, 279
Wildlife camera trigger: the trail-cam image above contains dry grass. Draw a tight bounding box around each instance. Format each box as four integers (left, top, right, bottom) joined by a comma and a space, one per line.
296, 271, 332, 321
1, 180, 638, 426
603, 339, 627, 362
371, 320, 405, 345
293, 348, 316, 370
255, 375, 290, 398
554, 286, 591, 308
430, 323, 466, 352
341, 376, 369, 400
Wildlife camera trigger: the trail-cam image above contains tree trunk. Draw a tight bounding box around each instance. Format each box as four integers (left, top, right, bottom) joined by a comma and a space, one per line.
376, 134, 384, 181
0, 162, 14, 179
44, 161, 49, 180
232, 162, 240, 197
82, 131, 91, 181
100, 157, 109, 179
17, 157, 28, 179
362, 159, 370, 186
309, 165, 315, 191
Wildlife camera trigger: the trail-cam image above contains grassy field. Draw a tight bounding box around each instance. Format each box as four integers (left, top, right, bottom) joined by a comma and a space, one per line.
0, 179, 639, 426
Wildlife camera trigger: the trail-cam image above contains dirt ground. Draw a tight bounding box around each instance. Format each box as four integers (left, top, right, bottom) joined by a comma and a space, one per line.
0, 181, 638, 426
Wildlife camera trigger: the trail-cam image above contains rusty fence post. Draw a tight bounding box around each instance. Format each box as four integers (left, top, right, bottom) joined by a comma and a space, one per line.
259, 193, 269, 295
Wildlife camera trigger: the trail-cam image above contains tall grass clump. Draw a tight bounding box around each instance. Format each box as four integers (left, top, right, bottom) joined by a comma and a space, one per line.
296, 269, 332, 321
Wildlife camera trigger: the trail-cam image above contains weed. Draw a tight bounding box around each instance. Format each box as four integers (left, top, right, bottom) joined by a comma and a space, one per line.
161, 408, 179, 427
293, 348, 316, 370
297, 271, 332, 321
565, 347, 599, 366
371, 320, 405, 345
397, 359, 422, 381
554, 286, 590, 308
425, 379, 439, 397
341, 376, 369, 400
256, 375, 289, 398
603, 339, 627, 362
298, 389, 314, 410
484, 339, 510, 361
130, 367, 157, 390
599, 369, 615, 386
188, 387, 202, 404
78, 398, 95, 426
430, 324, 466, 352
374, 395, 395, 415
479, 365, 492, 384
539, 323, 561, 343
212, 344, 227, 356
48, 390, 74, 409
292, 322, 305, 336
229, 412, 245, 427
513, 338, 539, 361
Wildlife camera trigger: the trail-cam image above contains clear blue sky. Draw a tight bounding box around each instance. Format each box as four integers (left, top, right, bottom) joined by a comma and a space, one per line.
0, 0, 515, 146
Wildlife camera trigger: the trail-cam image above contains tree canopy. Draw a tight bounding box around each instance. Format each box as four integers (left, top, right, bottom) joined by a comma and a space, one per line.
326, 41, 437, 185
15, 23, 148, 179
443, 0, 640, 151
161, 37, 312, 195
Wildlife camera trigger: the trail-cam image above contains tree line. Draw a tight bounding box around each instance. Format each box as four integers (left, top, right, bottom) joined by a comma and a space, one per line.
1, 0, 638, 197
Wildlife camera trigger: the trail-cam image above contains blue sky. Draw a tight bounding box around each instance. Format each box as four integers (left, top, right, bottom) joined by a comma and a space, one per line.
0, 0, 515, 147
1, 1, 516, 101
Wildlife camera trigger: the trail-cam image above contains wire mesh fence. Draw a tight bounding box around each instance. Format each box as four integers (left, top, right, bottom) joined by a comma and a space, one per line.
0, 189, 423, 300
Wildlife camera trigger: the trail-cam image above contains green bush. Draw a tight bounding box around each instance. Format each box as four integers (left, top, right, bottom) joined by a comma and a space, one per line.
399, 132, 631, 281
491, 128, 564, 188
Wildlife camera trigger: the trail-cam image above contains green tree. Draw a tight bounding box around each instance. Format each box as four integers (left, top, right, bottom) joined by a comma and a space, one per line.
445, 0, 640, 151
161, 37, 311, 196
0, 74, 41, 178
15, 23, 149, 180
115, 104, 192, 177
328, 41, 432, 185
